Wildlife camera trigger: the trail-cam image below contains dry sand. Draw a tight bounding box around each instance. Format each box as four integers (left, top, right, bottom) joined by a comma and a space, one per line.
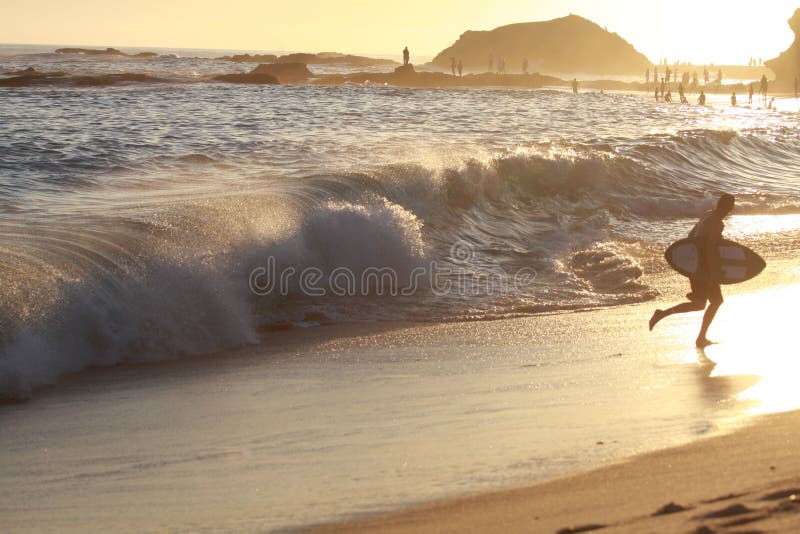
316, 409, 800, 533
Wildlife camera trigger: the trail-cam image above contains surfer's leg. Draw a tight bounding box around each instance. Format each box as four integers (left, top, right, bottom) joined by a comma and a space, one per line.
650, 277, 710, 331
650, 300, 706, 330
696, 285, 723, 347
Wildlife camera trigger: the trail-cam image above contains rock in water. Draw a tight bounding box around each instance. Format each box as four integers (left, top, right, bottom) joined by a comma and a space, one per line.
249, 63, 312, 84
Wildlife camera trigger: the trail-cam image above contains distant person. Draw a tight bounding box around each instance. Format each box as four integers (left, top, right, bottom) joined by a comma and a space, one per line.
768, 97, 776, 110
654, 82, 660, 101
731, 92, 737, 106
450, 57, 456, 76
457, 59, 463, 77
572, 78, 579, 94
403, 46, 410, 66
522, 57, 529, 75
759, 75, 768, 106
678, 83, 687, 104
692, 71, 699, 89
489, 54, 494, 74
664, 89, 672, 102
650, 194, 736, 348
748, 83, 754, 104
698, 91, 706, 105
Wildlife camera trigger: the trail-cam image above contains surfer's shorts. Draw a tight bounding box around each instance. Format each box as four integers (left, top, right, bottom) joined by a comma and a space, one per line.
687, 278, 723, 305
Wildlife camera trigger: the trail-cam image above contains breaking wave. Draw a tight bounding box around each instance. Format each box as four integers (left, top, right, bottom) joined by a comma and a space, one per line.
2, 126, 800, 399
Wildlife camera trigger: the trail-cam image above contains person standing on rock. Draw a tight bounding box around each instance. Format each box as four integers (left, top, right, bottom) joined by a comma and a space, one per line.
457, 60, 463, 77
403, 47, 410, 66
450, 57, 456, 76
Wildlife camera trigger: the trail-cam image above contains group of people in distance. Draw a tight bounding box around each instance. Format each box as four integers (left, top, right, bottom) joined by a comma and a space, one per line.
444, 52, 537, 77
653, 69, 772, 109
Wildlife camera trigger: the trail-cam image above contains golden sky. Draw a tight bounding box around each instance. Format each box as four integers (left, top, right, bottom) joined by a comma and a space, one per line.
2, 0, 797, 64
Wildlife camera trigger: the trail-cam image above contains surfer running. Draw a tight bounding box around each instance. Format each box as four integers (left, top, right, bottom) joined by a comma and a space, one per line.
649, 194, 736, 348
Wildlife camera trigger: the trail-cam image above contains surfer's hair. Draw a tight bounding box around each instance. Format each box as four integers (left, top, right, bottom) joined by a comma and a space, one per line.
717, 193, 735, 213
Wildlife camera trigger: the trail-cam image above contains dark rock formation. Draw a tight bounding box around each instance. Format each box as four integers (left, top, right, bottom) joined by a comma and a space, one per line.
217, 53, 279, 63
249, 62, 311, 83
213, 71, 279, 85
432, 14, 651, 75
0, 72, 162, 87
765, 8, 800, 89
275, 52, 397, 67
219, 52, 397, 67
54, 47, 158, 58
393, 64, 416, 77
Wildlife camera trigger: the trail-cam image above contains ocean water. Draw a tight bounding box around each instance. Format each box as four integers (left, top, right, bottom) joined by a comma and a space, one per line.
2, 50, 800, 399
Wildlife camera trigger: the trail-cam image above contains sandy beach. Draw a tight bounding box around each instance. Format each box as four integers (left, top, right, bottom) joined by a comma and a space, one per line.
318, 409, 800, 533
2, 260, 799, 532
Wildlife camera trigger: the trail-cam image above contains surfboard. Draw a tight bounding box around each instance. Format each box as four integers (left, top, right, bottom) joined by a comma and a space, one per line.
665, 237, 766, 285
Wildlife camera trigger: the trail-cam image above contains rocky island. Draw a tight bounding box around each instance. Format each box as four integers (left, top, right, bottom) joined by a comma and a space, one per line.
431, 14, 651, 75
765, 8, 800, 90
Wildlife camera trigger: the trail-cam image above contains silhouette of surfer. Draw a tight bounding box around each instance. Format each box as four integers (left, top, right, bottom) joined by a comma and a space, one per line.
650, 194, 736, 348
759, 75, 768, 106
403, 46, 410, 66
